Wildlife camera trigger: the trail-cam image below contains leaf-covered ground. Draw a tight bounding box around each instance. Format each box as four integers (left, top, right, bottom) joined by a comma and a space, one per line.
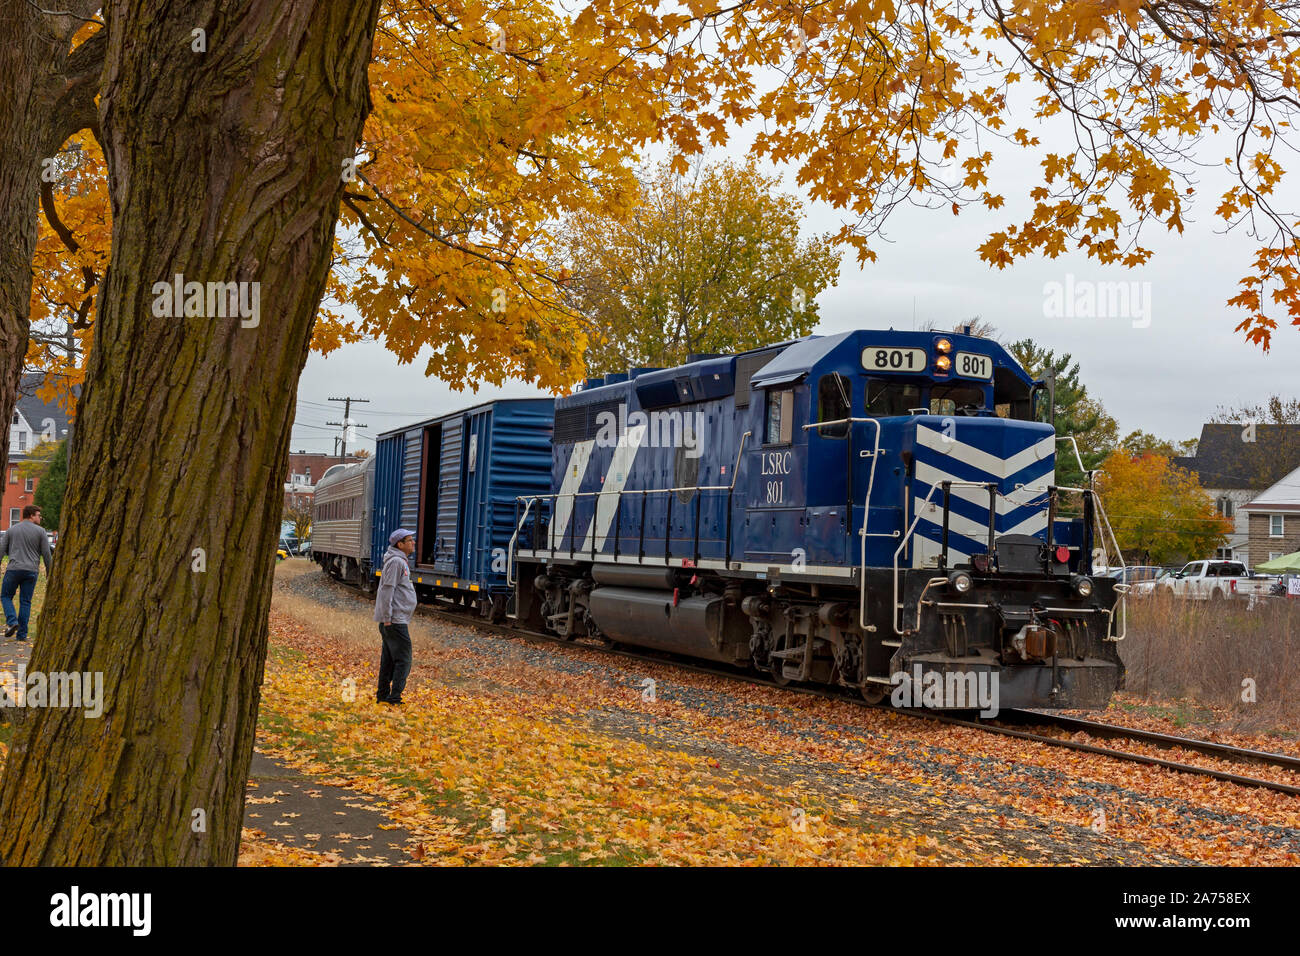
250, 562, 1300, 865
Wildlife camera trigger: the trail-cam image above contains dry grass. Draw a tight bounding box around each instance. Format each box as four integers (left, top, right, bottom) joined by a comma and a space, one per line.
1120, 591, 1300, 730
271, 558, 377, 652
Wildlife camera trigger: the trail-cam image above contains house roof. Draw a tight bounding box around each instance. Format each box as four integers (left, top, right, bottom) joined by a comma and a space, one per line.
1172, 423, 1300, 490
1243, 462, 1300, 511
13, 373, 75, 449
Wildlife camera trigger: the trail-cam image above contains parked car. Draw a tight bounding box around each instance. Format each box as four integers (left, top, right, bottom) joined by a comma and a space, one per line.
1160, 559, 1256, 601
1131, 568, 1176, 597
1110, 565, 1164, 586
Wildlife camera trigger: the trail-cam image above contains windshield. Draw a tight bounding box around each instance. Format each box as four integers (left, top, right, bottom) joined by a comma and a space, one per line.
865, 379, 923, 418
929, 383, 986, 416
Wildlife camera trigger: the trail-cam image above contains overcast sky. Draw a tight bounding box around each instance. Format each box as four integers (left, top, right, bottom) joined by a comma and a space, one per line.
294, 83, 1300, 455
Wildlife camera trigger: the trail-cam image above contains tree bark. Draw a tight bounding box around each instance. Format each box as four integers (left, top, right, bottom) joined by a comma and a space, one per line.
0, 3, 104, 488
0, 0, 380, 865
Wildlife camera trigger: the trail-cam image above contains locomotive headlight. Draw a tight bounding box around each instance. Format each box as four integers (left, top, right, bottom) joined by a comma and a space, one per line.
935, 337, 952, 353
935, 355, 952, 372
1072, 575, 1094, 598
949, 570, 973, 594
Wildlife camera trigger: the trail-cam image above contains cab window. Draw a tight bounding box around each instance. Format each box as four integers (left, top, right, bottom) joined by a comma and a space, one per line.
929, 383, 985, 416
765, 389, 794, 445
1032, 385, 1052, 424
864, 379, 922, 418
815, 373, 850, 438
992, 368, 1034, 421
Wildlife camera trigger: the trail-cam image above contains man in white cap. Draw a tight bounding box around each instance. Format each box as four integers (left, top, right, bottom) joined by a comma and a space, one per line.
373, 527, 417, 705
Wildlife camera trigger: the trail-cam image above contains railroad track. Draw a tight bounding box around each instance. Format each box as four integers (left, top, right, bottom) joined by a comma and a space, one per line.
323, 572, 1300, 798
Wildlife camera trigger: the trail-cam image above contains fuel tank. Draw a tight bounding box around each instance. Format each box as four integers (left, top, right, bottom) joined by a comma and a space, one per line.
586, 587, 749, 664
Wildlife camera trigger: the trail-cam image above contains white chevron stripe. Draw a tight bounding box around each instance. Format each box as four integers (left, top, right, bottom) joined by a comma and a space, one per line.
911, 499, 1050, 567
550, 440, 595, 549
579, 424, 647, 552
915, 425, 1056, 479
914, 461, 1055, 514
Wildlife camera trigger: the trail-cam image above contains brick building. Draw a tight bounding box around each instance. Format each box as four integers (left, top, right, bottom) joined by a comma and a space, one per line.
1173, 423, 1300, 562
284, 451, 365, 509
5, 374, 74, 529
1242, 463, 1300, 566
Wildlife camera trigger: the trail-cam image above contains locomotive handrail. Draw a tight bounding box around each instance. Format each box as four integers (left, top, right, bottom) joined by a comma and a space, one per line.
1049, 483, 1127, 640
802, 416, 892, 631
893, 479, 997, 635
889, 479, 1129, 641
1056, 437, 1095, 490
505, 496, 536, 587
510, 431, 752, 568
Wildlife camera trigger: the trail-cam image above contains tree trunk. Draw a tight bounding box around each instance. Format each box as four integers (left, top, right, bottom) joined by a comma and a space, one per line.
0, 0, 380, 865
0, 3, 104, 488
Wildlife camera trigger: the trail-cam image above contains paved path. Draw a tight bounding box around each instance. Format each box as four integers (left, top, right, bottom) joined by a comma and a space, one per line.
244, 752, 417, 865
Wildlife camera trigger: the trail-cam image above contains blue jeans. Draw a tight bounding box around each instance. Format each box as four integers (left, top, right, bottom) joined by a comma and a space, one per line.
1, 568, 39, 641
376, 622, 412, 702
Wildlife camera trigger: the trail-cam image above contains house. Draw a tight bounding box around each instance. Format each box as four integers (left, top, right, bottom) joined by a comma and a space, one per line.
283, 451, 364, 509
1241, 462, 1300, 567
1172, 423, 1300, 562
4, 373, 75, 529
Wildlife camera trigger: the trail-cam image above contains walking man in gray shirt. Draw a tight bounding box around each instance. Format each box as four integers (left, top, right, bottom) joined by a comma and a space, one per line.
373, 527, 417, 705
1, 505, 53, 642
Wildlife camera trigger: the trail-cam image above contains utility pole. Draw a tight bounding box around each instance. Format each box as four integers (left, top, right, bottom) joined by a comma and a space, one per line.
326, 396, 369, 457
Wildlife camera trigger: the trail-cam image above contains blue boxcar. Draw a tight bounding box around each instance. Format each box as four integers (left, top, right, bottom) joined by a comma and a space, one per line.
372, 398, 554, 615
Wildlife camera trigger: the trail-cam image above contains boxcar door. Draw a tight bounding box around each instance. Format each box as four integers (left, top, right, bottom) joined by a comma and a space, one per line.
434, 419, 463, 574
399, 427, 422, 570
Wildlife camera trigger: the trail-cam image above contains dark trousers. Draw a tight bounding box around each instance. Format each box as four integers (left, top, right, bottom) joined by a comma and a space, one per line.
1, 568, 38, 641
376, 622, 412, 702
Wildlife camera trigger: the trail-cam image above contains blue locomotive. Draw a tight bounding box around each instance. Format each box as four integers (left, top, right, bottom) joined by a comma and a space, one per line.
509, 329, 1125, 710
313, 329, 1126, 710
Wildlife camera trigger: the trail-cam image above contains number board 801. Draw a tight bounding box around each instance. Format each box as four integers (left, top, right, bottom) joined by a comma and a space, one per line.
954, 352, 993, 379
861, 347, 926, 373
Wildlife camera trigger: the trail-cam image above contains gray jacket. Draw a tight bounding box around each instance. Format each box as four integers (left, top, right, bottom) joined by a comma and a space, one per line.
0, 521, 52, 575
373, 546, 417, 625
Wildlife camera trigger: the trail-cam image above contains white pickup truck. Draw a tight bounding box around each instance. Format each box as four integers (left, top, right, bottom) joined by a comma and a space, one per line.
1160, 560, 1267, 602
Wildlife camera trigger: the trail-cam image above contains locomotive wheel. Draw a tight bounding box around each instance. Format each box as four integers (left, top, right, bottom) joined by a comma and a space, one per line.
768, 638, 794, 685
859, 683, 887, 705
